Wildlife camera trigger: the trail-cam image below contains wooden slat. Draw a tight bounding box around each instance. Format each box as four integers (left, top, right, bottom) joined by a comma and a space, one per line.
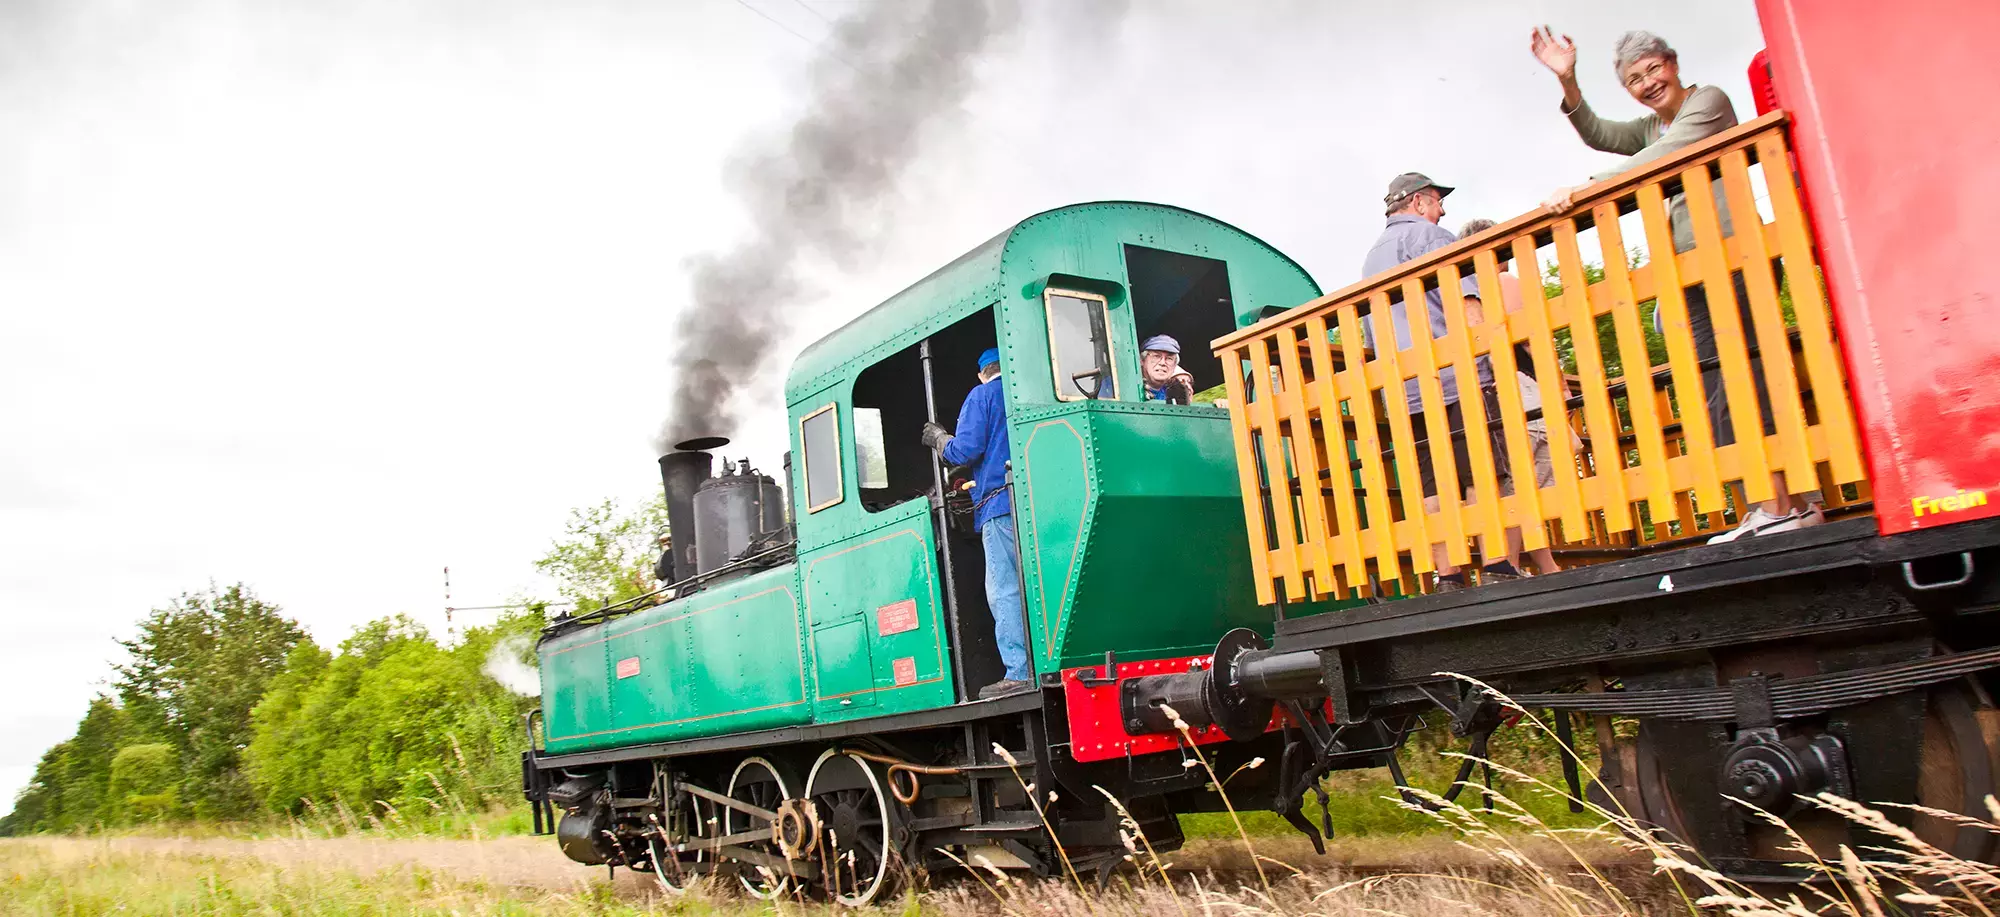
1717, 150, 1816, 491
1682, 166, 1775, 504
1400, 277, 1471, 569
1439, 262, 1507, 556
1552, 220, 1634, 532
1221, 347, 1274, 605
1338, 304, 1401, 585
1755, 133, 1866, 485
1364, 291, 1437, 576
1306, 314, 1368, 588
1591, 202, 1676, 521
1472, 249, 1548, 551
1274, 323, 1337, 595
1248, 336, 1305, 600
1510, 235, 1588, 537
1635, 182, 1726, 511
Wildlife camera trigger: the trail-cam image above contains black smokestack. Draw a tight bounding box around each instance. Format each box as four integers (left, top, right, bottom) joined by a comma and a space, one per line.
657, 451, 713, 584
656, 0, 1022, 451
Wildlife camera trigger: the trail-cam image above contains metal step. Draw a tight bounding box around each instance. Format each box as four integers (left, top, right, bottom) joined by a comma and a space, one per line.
962, 819, 1046, 833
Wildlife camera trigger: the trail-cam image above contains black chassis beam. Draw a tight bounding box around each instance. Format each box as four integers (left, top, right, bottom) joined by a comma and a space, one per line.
530, 692, 1044, 771
1275, 516, 2000, 692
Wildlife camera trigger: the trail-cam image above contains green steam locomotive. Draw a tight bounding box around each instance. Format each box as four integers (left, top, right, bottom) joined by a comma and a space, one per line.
527, 203, 1349, 903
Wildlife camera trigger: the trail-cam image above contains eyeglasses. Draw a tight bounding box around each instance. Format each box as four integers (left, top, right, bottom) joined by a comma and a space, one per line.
1142, 351, 1180, 363
1624, 59, 1669, 87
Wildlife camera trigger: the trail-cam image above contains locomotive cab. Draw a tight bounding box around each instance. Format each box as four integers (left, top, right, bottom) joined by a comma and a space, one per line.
783, 202, 1365, 718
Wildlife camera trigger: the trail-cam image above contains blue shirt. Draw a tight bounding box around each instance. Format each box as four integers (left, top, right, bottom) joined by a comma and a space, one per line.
1360, 214, 1493, 415
941, 376, 1012, 528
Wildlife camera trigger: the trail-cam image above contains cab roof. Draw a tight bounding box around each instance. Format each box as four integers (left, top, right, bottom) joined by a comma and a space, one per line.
783, 201, 1317, 403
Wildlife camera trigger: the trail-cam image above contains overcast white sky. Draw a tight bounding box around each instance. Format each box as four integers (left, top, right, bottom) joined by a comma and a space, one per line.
0, 0, 1763, 812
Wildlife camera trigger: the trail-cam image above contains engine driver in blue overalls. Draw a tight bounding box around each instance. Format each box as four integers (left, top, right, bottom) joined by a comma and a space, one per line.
921, 348, 1032, 700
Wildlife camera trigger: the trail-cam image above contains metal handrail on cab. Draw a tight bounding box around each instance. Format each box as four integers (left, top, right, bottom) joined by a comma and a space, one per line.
1213, 111, 1868, 606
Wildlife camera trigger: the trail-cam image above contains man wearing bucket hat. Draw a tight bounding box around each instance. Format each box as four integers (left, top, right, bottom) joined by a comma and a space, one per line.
921, 347, 1031, 699
1139, 334, 1196, 404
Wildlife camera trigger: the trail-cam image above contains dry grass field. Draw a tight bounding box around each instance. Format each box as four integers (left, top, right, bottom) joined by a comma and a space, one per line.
0, 830, 1663, 916
7, 705, 1996, 916
7, 790, 1994, 917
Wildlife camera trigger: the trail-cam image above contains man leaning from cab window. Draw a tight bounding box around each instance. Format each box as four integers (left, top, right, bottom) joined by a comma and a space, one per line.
1140, 335, 1195, 405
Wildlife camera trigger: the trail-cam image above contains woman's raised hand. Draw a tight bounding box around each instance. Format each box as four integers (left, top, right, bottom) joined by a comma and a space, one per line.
1531, 25, 1576, 79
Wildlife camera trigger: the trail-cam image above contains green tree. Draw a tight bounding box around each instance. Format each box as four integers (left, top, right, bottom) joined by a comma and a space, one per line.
533, 496, 669, 613
62, 697, 135, 829
0, 741, 69, 835
242, 640, 332, 814
115, 584, 307, 819
0, 696, 143, 834
245, 612, 540, 820
106, 744, 179, 824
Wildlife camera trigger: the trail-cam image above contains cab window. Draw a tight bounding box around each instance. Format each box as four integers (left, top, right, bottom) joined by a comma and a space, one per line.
1046, 288, 1116, 401
850, 307, 999, 512
1124, 245, 1235, 400
799, 403, 843, 512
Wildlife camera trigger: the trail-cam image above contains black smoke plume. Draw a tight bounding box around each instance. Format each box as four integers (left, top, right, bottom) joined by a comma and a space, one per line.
658, 0, 1021, 450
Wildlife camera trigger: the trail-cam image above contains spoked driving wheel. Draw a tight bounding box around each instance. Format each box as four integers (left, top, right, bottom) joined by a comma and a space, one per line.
725, 756, 797, 899
645, 793, 712, 893
1632, 678, 2000, 866
645, 766, 713, 894
804, 749, 900, 907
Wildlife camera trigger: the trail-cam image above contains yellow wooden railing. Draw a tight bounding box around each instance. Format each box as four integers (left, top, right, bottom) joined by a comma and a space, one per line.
1215, 111, 1868, 605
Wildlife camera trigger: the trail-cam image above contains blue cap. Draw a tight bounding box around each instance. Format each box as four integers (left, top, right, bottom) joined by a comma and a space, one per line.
977, 347, 1001, 370
1140, 334, 1181, 356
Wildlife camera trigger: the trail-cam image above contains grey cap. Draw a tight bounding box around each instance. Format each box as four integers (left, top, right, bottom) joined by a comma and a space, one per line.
1384, 172, 1454, 210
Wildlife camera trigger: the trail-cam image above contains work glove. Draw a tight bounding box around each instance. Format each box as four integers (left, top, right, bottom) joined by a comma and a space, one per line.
921, 422, 954, 452
1163, 376, 1193, 405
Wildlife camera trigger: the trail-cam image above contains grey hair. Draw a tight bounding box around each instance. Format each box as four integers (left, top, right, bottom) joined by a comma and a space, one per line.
978, 365, 1001, 383
1458, 218, 1497, 240
1613, 30, 1676, 75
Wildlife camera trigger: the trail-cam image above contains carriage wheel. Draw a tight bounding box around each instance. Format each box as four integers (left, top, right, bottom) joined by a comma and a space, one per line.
725, 756, 797, 900
1632, 678, 2000, 866
804, 749, 899, 907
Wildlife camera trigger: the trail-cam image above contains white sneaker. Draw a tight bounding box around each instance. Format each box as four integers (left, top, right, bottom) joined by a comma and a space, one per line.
1707, 504, 1824, 544
1758, 503, 1826, 536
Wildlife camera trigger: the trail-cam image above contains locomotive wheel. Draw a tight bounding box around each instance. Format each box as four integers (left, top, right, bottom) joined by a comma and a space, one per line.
725, 756, 797, 900
804, 749, 899, 907
646, 792, 712, 894
1632, 679, 2000, 866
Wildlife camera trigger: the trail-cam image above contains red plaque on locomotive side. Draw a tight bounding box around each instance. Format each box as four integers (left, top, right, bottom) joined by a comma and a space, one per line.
616, 657, 641, 679
876, 599, 919, 636
892, 656, 917, 686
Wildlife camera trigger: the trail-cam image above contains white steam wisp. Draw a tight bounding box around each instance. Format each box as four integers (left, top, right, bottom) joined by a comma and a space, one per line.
483, 633, 541, 696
